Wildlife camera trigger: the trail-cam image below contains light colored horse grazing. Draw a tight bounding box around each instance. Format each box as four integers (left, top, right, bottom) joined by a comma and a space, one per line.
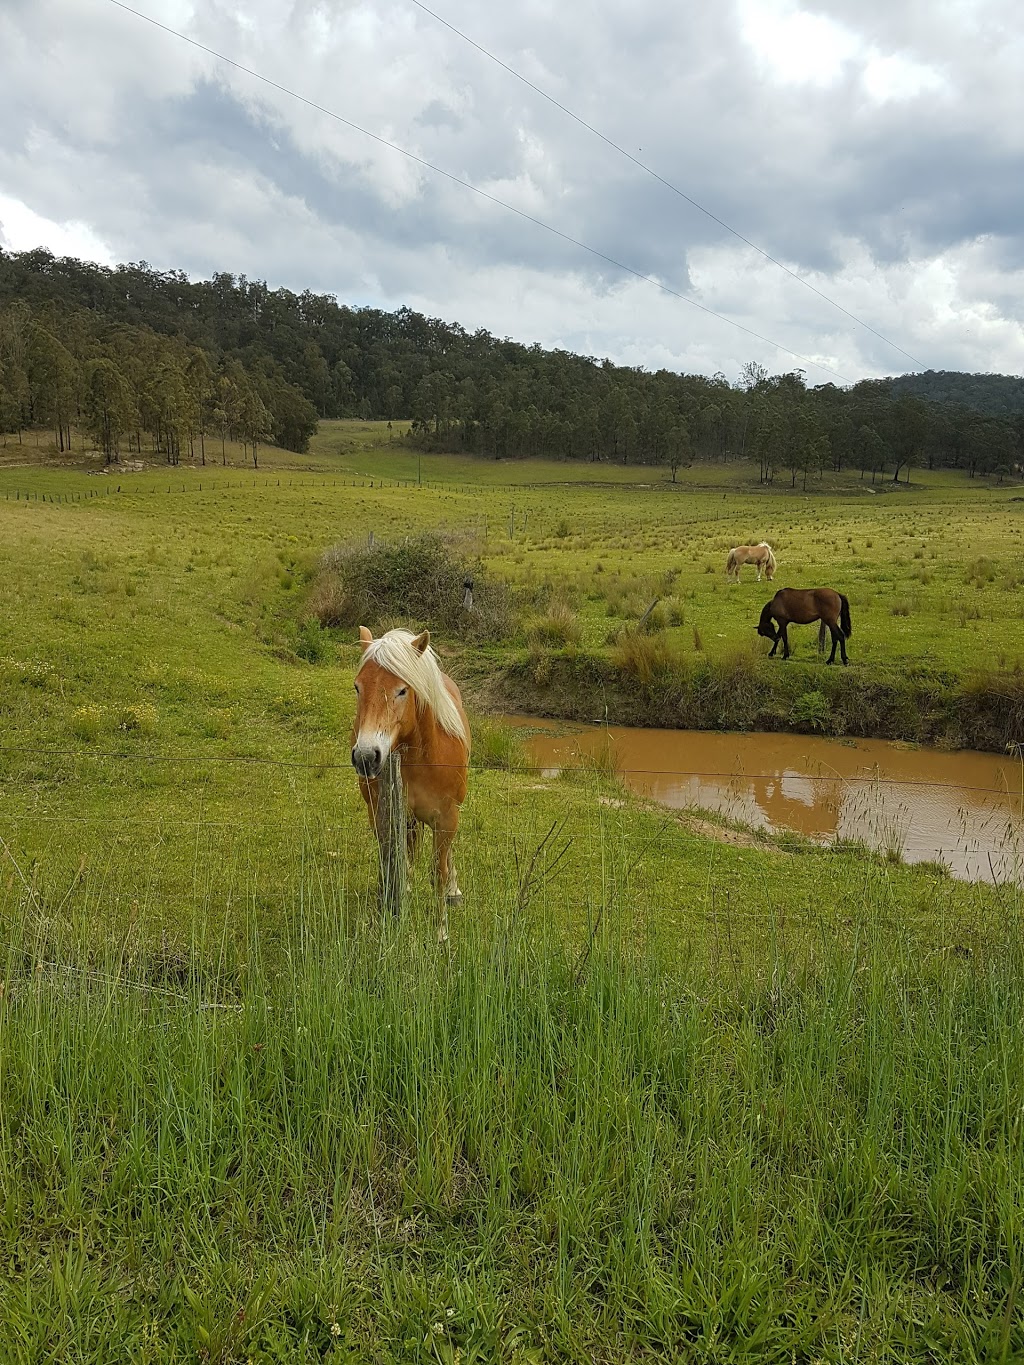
351, 627, 471, 935
726, 542, 777, 582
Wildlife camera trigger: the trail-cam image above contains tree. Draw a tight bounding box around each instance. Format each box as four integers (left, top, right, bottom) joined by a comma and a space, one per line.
751, 400, 784, 484
891, 395, 928, 483
151, 359, 192, 465
262, 378, 317, 453
247, 391, 272, 468
856, 425, 889, 483
186, 349, 214, 464
666, 419, 691, 482
26, 324, 78, 451
82, 358, 135, 463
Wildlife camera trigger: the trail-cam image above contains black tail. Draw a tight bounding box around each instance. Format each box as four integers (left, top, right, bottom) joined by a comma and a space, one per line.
839, 593, 852, 639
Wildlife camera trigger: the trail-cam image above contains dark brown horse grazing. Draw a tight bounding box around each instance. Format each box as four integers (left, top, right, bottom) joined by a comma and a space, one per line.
757, 588, 852, 665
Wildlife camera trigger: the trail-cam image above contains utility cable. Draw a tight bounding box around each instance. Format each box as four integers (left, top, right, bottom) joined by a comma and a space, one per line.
407, 0, 927, 372
105, 0, 850, 383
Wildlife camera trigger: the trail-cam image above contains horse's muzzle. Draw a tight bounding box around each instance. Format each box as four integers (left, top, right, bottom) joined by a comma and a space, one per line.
351, 745, 383, 779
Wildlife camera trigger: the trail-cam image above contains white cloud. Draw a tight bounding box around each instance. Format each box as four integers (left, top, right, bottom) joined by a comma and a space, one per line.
737, 0, 862, 87
861, 52, 945, 102
0, 193, 115, 265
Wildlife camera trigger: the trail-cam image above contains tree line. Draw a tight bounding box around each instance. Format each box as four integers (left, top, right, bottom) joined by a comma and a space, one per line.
0, 262, 318, 465
1, 247, 1021, 481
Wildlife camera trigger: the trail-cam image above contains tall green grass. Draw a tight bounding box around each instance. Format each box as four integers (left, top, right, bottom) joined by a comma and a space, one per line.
1, 858, 1021, 1362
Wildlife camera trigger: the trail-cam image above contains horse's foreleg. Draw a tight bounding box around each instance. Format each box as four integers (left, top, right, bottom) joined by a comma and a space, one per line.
780, 623, 791, 659
406, 817, 421, 869
432, 815, 462, 942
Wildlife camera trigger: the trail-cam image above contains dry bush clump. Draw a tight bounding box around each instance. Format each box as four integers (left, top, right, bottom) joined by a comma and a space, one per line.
308, 534, 516, 641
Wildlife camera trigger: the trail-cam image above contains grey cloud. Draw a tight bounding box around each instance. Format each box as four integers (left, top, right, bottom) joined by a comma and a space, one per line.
0, 0, 1022, 379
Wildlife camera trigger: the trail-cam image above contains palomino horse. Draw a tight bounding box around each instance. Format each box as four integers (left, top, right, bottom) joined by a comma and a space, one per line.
757, 587, 852, 665
351, 627, 471, 933
726, 542, 777, 582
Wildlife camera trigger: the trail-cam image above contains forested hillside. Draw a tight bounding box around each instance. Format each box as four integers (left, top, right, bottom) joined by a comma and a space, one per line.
1, 246, 1021, 481
888, 370, 1024, 418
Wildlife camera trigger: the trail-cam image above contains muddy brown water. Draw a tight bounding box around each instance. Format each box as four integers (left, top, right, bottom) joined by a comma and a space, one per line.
508, 720, 1024, 883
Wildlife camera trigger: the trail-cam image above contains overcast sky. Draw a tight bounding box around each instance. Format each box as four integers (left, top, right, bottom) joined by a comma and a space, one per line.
1, 0, 1022, 384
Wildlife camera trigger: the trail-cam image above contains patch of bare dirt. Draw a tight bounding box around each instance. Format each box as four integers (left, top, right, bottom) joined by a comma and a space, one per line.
678, 814, 787, 853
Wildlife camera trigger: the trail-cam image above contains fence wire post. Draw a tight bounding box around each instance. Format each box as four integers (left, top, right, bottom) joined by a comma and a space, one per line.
378, 751, 407, 917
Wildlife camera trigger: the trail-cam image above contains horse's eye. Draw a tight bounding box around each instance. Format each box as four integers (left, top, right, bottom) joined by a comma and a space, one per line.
353, 683, 360, 693
396, 687, 407, 698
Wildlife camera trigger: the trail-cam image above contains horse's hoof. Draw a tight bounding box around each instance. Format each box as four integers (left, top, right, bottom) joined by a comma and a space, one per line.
445, 891, 463, 907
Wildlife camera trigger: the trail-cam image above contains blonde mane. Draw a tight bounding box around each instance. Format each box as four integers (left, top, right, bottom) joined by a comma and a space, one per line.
357, 629, 467, 741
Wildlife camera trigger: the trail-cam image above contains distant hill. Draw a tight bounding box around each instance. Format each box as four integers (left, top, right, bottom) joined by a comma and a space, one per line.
1, 247, 1021, 479
887, 370, 1024, 419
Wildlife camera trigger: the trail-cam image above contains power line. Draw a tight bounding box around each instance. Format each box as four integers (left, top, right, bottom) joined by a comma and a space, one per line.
105, 0, 850, 383
407, 0, 928, 374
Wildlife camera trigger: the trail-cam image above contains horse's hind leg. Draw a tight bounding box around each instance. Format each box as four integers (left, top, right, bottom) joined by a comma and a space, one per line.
839, 631, 849, 666
826, 625, 839, 664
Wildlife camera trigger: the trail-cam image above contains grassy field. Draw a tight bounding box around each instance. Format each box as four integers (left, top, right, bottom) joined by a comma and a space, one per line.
4, 419, 1024, 746
0, 423, 1022, 1360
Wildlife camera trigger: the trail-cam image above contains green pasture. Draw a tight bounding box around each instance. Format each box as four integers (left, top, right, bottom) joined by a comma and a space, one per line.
1, 422, 1023, 1360
4, 419, 1024, 684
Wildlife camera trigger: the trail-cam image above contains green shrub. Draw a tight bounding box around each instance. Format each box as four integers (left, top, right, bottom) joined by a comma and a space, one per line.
70, 704, 103, 742
791, 690, 831, 734
117, 702, 158, 736
470, 720, 526, 771
613, 630, 686, 684
525, 601, 582, 647
641, 603, 670, 633
294, 617, 331, 664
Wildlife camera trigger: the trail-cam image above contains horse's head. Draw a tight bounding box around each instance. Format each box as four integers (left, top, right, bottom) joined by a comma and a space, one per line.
756, 601, 778, 641
351, 625, 429, 778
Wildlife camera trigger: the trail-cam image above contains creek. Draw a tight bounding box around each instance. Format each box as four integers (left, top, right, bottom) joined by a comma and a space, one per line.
509, 721, 1024, 883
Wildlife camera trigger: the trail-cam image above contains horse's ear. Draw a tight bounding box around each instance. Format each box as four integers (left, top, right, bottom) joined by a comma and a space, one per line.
410, 629, 430, 654
358, 626, 373, 651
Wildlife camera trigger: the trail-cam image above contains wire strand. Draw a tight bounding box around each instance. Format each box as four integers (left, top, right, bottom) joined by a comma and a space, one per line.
1, 742, 1019, 796
407, 0, 926, 372
105, 0, 850, 384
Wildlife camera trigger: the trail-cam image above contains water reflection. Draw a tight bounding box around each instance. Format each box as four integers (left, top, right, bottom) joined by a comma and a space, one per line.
511, 720, 1024, 883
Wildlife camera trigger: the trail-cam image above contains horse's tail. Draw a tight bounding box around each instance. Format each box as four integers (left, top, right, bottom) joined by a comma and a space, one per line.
839, 593, 852, 639
817, 621, 827, 653
726, 549, 736, 575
